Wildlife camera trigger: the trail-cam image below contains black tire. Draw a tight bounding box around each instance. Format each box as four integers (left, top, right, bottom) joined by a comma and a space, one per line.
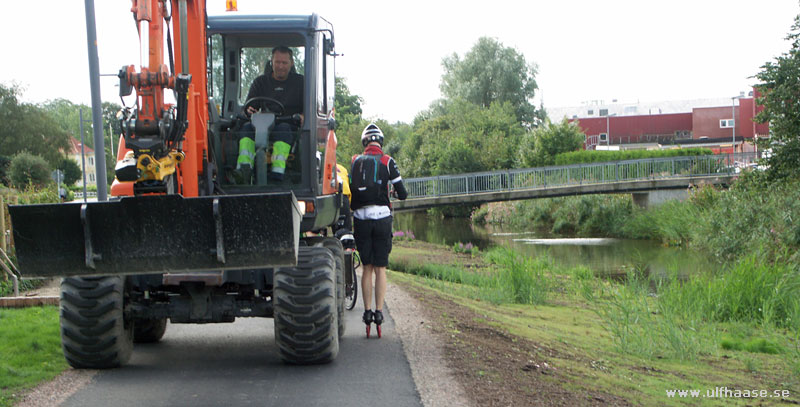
133, 318, 168, 343
345, 251, 359, 310
305, 237, 346, 338
60, 276, 133, 369
273, 246, 339, 364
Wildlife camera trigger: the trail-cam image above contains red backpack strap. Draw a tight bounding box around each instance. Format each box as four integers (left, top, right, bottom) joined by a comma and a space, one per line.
351, 154, 359, 164
380, 154, 391, 166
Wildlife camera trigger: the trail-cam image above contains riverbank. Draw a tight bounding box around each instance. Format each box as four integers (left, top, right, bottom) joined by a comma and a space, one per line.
472, 171, 800, 263
388, 239, 799, 405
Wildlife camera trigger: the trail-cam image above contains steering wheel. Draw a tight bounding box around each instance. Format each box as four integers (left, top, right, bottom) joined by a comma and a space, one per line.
243, 96, 285, 116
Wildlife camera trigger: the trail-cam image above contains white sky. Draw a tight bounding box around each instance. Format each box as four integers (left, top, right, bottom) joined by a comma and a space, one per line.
0, 0, 796, 124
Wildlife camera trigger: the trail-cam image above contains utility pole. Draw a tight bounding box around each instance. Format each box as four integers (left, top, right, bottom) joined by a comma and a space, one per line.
84, 0, 108, 201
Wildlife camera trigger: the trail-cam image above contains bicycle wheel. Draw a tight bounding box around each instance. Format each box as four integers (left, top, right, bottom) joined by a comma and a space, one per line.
345, 251, 359, 310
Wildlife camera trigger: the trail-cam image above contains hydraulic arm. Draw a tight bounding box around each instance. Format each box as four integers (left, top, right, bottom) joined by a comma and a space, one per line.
113, 0, 208, 197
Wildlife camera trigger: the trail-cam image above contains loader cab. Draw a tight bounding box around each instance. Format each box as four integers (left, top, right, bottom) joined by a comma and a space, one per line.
207, 14, 338, 231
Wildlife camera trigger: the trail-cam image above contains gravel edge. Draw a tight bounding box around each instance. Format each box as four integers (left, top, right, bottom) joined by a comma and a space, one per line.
14, 369, 96, 407
385, 280, 472, 407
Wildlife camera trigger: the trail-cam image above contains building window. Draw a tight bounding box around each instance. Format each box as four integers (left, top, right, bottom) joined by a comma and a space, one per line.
89, 173, 95, 182
720, 119, 735, 128
587, 109, 594, 116
599, 133, 608, 143
599, 109, 608, 116
89, 157, 94, 165
624, 106, 637, 114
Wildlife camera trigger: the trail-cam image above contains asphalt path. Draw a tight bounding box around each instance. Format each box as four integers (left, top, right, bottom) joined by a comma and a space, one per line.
62, 305, 421, 407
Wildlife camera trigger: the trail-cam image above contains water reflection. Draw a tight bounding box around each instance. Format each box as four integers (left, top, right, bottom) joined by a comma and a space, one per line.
513, 238, 618, 246
394, 211, 717, 277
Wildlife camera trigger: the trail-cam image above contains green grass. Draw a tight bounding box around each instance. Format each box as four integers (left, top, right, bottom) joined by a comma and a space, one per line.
389, 246, 549, 305
0, 307, 67, 407
390, 268, 799, 406
389, 240, 800, 405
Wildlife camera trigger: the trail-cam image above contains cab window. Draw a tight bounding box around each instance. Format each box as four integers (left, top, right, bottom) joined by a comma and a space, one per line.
239, 47, 305, 105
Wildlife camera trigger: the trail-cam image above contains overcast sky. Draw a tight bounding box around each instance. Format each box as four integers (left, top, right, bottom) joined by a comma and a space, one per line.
1, 0, 796, 123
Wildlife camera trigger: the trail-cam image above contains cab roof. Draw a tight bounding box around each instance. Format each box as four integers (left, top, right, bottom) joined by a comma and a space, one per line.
207, 14, 326, 35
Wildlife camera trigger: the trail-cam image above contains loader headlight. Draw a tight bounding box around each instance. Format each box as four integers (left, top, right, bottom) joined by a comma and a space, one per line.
299, 200, 314, 215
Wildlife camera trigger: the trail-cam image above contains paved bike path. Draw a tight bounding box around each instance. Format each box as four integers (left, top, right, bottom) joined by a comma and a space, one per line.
62, 305, 421, 407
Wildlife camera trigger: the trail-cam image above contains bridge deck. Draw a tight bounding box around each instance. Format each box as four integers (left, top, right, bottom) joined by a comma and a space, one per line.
392, 153, 754, 211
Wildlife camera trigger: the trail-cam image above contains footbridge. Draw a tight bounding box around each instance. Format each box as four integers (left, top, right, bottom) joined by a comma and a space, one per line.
392, 153, 756, 211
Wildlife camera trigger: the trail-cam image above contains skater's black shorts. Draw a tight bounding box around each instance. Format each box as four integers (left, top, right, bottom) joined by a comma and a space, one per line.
353, 216, 393, 267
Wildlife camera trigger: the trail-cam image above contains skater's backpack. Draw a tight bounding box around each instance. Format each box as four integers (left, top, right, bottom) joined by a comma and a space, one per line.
350, 153, 391, 208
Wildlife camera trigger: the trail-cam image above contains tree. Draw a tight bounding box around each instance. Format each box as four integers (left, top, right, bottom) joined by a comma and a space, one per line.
440, 37, 540, 126
0, 155, 10, 186
398, 99, 524, 177
754, 13, 800, 181
58, 157, 82, 186
41, 98, 122, 187
335, 77, 363, 119
0, 83, 72, 167
334, 77, 367, 164
9, 152, 51, 188
517, 118, 585, 167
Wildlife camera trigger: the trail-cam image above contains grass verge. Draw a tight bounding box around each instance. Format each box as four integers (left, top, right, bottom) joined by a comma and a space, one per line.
0, 306, 66, 407
389, 240, 800, 406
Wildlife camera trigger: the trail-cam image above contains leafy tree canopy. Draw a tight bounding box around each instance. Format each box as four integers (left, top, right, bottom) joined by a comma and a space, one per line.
398, 99, 524, 177
440, 37, 542, 126
754, 13, 800, 182
0, 83, 72, 166
335, 77, 363, 121
57, 157, 82, 186
517, 118, 586, 167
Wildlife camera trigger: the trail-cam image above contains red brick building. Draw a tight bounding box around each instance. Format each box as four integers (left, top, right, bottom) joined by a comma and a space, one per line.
549, 90, 769, 153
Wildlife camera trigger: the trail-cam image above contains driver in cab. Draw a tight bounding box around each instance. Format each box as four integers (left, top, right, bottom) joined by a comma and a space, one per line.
237, 46, 303, 182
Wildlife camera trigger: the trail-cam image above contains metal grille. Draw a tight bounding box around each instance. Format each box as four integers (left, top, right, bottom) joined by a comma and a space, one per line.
402, 153, 758, 199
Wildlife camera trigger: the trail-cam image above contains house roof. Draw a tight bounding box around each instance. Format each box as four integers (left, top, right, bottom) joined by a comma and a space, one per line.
546, 97, 740, 121
67, 137, 94, 154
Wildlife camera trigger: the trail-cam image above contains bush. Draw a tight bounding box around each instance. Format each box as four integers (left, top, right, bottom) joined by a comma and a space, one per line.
0, 156, 11, 186
478, 195, 632, 237
8, 152, 51, 188
57, 157, 81, 186
452, 242, 479, 256
15, 184, 62, 204
659, 253, 800, 332
470, 205, 489, 224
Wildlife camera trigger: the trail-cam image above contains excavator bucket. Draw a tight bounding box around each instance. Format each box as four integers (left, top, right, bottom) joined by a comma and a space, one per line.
9, 193, 302, 278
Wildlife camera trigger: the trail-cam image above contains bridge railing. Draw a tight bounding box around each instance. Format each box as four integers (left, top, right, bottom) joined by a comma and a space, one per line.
403, 152, 758, 199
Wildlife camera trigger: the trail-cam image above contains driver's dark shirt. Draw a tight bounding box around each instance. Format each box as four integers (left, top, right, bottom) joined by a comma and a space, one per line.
245, 72, 304, 116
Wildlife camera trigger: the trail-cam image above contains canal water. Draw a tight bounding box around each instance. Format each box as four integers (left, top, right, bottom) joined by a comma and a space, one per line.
394, 212, 716, 278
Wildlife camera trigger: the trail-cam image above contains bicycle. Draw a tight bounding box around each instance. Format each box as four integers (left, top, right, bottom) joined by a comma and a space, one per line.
344, 248, 359, 310
337, 228, 358, 311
